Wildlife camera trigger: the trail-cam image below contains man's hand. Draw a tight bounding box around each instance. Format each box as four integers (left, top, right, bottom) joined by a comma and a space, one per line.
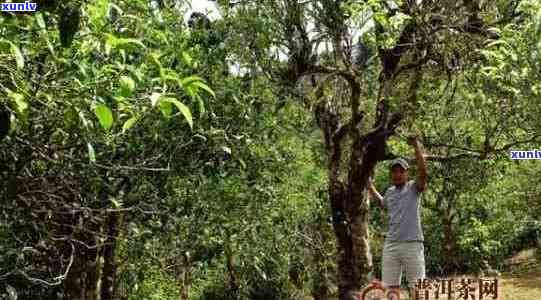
407, 135, 420, 147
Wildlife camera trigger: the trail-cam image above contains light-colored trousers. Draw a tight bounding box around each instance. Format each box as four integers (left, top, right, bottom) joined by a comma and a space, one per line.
382, 241, 426, 289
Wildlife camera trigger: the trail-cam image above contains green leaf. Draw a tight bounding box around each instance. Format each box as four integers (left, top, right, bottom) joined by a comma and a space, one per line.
110, 198, 122, 208
238, 158, 246, 169
8, 92, 28, 115
485, 39, 509, 49
46, 39, 56, 57
160, 97, 193, 129
158, 100, 173, 118
88, 0, 109, 27
93, 104, 114, 130
105, 34, 146, 54
119, 76, 135, 97
7, 42, 24, 70
180, 76, 215, 99
195, 94, 206, 117
78, 110, 90, 129
108, 3, 123, 18
149, 52, 163, 69
193, 134, 207, 142
254, 263, 267, 280
122, 116, 138, 133
190, 81, 216, 98
150, 92, 161, 107
35, 13, 46, 29
87, 142, 96, 163
157, 68, 184, 88
180, 75, 205, 86
181, 51, 193, 66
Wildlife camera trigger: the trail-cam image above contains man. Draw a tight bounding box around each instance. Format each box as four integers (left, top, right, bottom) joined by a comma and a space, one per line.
368, 136, 428, 298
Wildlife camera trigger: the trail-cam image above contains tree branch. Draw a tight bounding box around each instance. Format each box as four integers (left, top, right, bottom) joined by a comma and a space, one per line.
1, 242, 75, 286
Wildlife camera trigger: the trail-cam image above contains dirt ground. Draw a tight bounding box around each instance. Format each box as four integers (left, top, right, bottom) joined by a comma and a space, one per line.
410, 248, 541, 300
499, 249, 541, 300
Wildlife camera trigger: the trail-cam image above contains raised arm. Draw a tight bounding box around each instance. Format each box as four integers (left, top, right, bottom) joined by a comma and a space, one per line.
408, 136, 427, 192
368, 177, 385, 209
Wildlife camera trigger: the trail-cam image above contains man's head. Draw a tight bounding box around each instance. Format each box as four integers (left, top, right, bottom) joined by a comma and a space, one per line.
389, 158, 409, 186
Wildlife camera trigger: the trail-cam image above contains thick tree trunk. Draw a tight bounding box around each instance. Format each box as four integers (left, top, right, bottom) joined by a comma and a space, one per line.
329, 172, 375, 300
320, 125, 381, 298
332, 140, 381, 300
64, 251, 84, 300
60, 206, 101, 300
99, 175, 130, 300
100, 211, 121, 300
84, 245, 101, 300
64, 241, 100, 300
329, 180, 362, 300
315, 89, 398, 299
332, 195, 372, 300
